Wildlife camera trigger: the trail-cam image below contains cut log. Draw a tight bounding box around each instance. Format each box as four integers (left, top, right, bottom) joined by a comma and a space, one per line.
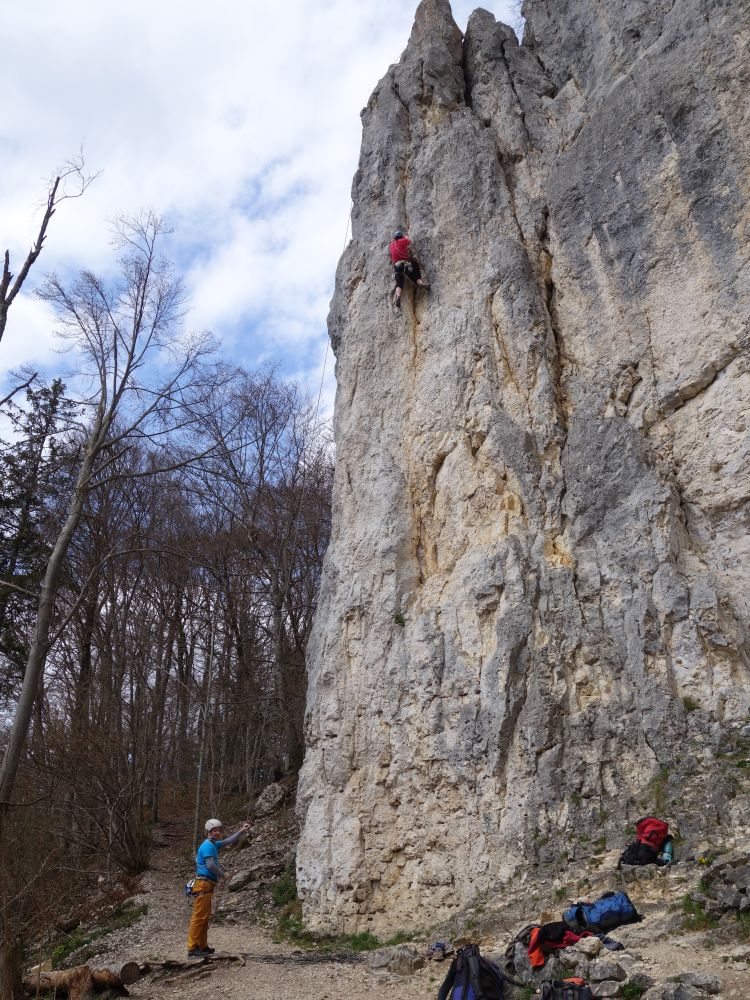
23, 965, 94, 997
89, 963, 140, 987
23, 961, 138, 995
115, 962, 141, 985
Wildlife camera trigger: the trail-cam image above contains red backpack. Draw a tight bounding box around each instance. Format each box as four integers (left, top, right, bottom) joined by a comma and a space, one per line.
636, 817, 669, 851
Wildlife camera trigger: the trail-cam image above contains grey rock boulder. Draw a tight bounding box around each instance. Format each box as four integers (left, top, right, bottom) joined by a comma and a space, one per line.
592, 983, 623, 998
727, 865, 750, 891
676, 971, 723, 994
253, 782, 286, 817
573, 937, 604, 958
589, 960, 627, 982
366, 944, 424, 976
641, 987, 704, 1000
227, 859, 286, 892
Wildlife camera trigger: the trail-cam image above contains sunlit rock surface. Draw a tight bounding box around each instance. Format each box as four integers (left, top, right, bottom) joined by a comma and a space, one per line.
297, 0, 750, 932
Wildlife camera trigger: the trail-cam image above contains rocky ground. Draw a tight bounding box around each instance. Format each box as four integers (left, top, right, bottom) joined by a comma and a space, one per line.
38, 791, 749, 1000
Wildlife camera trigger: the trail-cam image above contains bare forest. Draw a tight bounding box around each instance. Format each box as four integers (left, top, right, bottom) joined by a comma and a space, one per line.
0, 195, 332, 995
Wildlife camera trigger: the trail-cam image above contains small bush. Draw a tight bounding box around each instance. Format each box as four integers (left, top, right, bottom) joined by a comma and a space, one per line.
271, 865, 297, 906
277, 900, 305, 940
554, 886, 567, 901
681, 894, 718, 931
650, 766, 671, 813
394, 613, 405, 626
620, 984, 647, 999
51, 931, 88, 968
275, 900, 387, 954
345, 932, 382, 952
682, 695, 700, 713
384, 930, 417, 946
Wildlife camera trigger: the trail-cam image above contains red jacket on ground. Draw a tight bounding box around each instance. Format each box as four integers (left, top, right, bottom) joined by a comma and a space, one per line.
528, 927, 592, 968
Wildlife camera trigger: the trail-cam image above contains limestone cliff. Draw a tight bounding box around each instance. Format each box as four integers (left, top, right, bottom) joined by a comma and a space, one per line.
297, 0, 750, 933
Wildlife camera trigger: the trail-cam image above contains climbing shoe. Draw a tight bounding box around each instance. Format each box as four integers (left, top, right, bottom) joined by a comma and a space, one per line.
188, 948, 211, 958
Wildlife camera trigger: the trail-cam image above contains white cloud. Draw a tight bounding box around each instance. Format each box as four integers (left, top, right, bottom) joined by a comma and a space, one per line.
0, 297, 60, 373
1, 0, 520, 401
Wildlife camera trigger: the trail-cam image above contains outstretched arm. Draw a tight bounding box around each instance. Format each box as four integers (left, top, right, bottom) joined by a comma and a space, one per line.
218, 821, 252, 848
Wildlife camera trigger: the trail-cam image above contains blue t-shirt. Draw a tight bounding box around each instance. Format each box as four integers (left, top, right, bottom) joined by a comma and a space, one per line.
196, 838, 220, 881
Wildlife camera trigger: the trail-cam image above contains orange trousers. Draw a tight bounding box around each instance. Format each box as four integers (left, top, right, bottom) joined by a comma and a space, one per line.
187, 879, 214, 951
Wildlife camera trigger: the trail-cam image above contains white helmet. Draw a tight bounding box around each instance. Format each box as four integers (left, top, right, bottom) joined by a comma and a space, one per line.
205, 818, 223, 833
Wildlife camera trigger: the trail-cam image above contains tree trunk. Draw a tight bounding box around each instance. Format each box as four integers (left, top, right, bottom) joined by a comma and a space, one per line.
22, 962, 139, 996
0, 404, 106, 808
0, 928, 24, 1000
22, 966, 93, 998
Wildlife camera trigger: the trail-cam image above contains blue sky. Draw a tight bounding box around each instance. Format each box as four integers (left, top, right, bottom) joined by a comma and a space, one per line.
1, 1, 521, 420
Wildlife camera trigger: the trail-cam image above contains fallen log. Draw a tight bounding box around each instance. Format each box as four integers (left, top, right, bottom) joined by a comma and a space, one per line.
95, 962, 140, 986
22, 966, 93, 998
23, 961, 140, 996
91, 962, 141, 990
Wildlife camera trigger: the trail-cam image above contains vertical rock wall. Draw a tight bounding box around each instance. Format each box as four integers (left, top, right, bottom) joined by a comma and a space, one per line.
297, 0, 750, 932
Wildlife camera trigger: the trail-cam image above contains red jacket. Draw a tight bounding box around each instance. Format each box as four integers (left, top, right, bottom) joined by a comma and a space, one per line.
389, 236, 412, 263
528, 927, 591, 968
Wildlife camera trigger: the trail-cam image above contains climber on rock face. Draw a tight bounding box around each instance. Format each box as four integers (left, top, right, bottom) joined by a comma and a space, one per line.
389, 228, 430, 308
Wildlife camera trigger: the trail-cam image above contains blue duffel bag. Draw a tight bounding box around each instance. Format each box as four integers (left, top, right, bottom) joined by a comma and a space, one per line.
563, 891, 641, 932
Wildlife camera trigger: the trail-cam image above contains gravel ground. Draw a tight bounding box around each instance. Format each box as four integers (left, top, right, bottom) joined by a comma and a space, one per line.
79, 817, 435, 1000
90, 865, 436, 1000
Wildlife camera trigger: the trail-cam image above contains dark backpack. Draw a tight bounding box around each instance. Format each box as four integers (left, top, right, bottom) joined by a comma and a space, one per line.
540, 982, 595, 1000
437, 944, 523, 1000
618, 839, 658, 867
563, 891, 641, 933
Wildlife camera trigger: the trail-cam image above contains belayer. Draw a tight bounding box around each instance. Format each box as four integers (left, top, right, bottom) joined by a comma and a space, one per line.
187, 817, 252, 957
389, 228, 430, 308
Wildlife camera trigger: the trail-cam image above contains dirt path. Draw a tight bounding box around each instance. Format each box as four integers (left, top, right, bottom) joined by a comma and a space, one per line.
89, 821, 432, 1000
84, 822, 749, 1000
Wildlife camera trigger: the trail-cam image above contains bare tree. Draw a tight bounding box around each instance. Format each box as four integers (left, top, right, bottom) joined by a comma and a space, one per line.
0, 211, 224, 811
0, 154, 95, 350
